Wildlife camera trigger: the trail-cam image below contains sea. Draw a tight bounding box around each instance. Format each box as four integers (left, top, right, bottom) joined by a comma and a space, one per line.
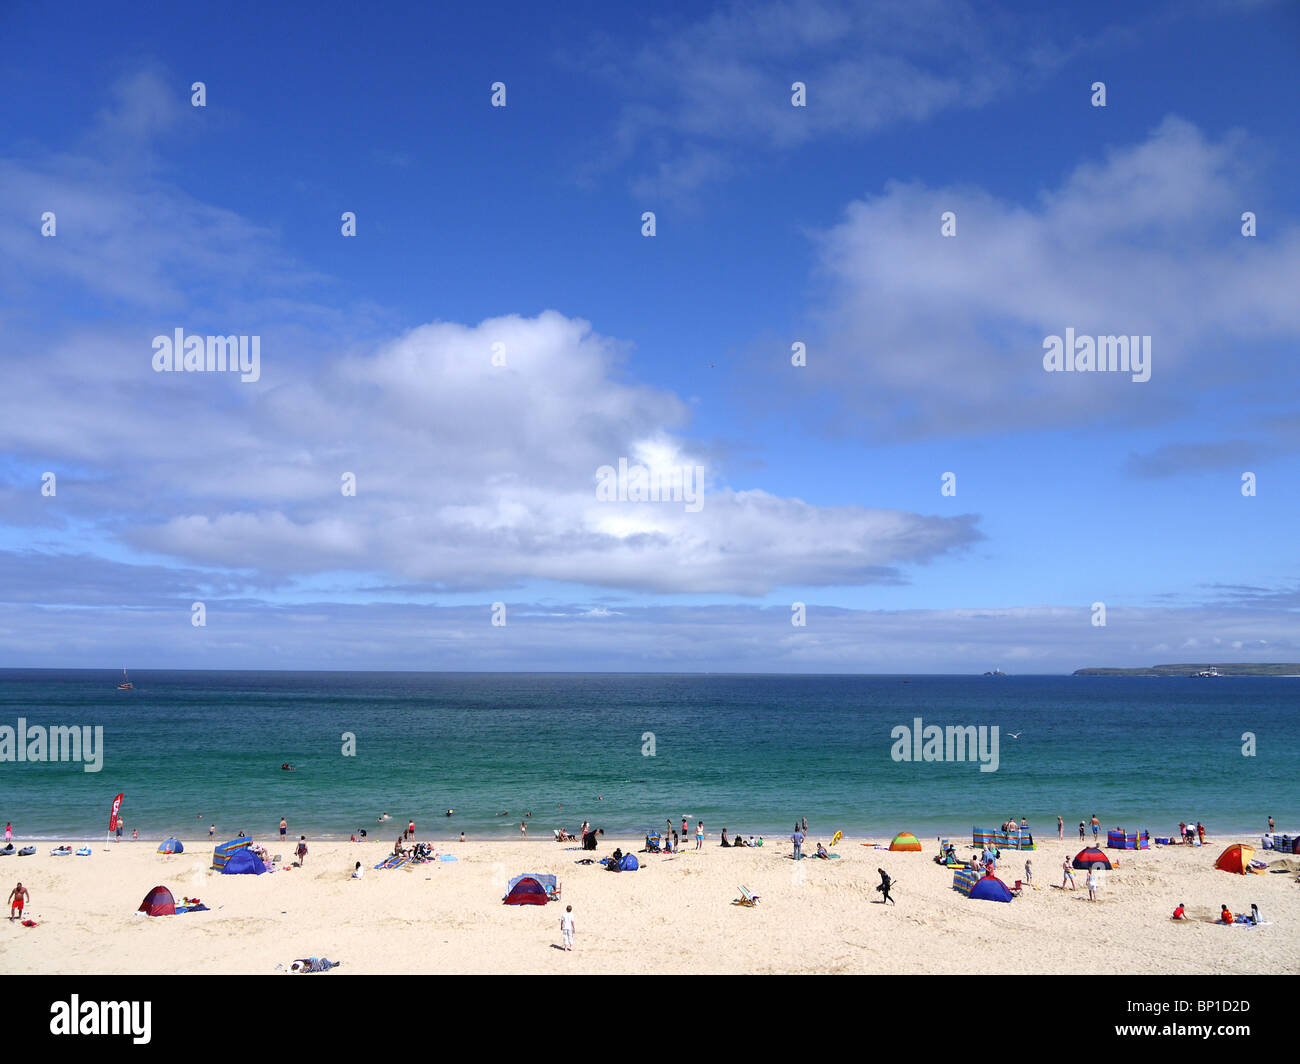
0, 670, 1295, 844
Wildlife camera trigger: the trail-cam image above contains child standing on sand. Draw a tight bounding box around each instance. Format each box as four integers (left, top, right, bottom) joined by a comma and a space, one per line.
560, 905, 575, 950
1024, 859, 1034, 890
1086, 868, 1098, 901
696, 821, 704, 851
1061, 857, 1075, 890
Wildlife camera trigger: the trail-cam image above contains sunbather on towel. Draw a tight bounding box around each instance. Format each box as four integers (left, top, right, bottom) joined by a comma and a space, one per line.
290, 957, 340, 973
815, 843, 829, 859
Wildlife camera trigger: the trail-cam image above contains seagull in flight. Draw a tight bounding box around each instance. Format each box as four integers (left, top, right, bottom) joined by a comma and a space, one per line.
1008, 731, 1022, 739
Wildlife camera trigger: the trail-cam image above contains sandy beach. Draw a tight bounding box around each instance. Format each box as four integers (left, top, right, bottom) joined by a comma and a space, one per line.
2, 833, 1296, 975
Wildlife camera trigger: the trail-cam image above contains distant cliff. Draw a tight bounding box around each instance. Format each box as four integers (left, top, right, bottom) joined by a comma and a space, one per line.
1073, 663, 1300, 676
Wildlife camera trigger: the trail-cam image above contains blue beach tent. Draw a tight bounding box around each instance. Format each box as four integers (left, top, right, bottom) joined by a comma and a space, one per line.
221, 847, 267, 875
969, 874, 1015, 902
157, 837, 183, 854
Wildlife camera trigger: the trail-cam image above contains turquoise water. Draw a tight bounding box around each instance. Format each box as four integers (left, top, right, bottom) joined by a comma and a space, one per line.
0, 670, 1295, 843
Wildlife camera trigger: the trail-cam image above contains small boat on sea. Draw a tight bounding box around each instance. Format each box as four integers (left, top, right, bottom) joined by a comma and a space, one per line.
117, 669, 133, 690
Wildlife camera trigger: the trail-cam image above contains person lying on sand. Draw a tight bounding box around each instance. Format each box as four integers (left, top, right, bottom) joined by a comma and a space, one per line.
290, 957, 341, 973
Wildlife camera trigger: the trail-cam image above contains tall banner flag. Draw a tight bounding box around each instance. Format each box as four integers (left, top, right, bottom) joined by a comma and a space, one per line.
109, 792, 124, 831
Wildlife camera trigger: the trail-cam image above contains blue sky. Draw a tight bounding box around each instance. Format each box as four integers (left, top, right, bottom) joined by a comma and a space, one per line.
1, 0, 1298, 671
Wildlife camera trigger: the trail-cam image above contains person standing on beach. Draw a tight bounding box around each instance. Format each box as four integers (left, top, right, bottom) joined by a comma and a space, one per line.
1057, 816, 1063, 840
1086, 868, 1097, 901
560, 904, 575, 950
520, 822, 527, 838
280, 817, 287, 842
1090, 814, 1099, 841
8, 882, 29, 921
1268, 816, 1274, 833
876, 868, 895, 905
791, 827, 804, 861
209, 824, 215, 838
696, 821, 704, 851
295, 835, 308, 866
3, 823, 10, 844
1061, 857, 1076, 890
408, 819, 415, 839
131, 828, 138, 841
1078, 821, 1085, 842
115, 819, 124, 842
1024, 859, 1034, 890
1196, 821, 1205, 844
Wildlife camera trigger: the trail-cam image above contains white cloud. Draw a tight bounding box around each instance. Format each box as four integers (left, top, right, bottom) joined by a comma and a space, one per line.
1, 312, 979, 595
788, 117, 1300, 440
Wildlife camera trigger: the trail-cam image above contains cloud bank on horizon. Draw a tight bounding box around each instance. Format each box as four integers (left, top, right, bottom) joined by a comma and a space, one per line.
1, 0, 1297, 671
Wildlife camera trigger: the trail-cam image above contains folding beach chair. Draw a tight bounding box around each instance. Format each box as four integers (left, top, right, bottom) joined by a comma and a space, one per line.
733, 885, 760, 907
1011, 880, 1024, 895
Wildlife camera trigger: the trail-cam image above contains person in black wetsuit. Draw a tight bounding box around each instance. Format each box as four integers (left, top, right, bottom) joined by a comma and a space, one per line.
876, 868, 895, 904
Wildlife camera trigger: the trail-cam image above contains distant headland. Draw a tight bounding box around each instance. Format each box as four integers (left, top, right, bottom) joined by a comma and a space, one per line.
1073, 663, 1300, 677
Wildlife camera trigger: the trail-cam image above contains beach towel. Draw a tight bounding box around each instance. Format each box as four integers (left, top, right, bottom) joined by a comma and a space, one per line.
440, 854, 457, 861
75, 847, 92, 856
174, 904, 210, 914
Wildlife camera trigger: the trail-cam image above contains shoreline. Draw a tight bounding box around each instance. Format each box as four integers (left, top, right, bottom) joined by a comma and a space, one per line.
5, 820, 1291, 846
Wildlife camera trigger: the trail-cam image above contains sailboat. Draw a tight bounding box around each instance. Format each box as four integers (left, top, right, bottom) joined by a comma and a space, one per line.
117, 669, 134, 690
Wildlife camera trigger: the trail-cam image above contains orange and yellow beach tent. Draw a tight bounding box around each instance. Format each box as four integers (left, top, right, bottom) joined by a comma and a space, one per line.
1213, 843, 1261, 875
889, 832, 923, 852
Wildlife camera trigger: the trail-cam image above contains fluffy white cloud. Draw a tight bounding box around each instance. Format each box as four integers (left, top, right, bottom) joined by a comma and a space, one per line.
791, 117, 1300, 439
1, 312, 979, 594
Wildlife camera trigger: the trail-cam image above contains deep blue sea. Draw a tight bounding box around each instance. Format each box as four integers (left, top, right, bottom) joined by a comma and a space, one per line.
0, 671, 1295, 843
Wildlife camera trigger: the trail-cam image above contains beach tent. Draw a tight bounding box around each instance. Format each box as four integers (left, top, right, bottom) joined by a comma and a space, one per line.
211, 837, 254, 871
1106, 830, 1149, 850
1072, 847, 1112, 870
1214, 844, 1255, 875
221, 848, 266, 875
138, 885, 177, 917
503, 874, 552, 905
889, 832, 923, 852
968, 874, 1015, 903
157, 837, 183, 854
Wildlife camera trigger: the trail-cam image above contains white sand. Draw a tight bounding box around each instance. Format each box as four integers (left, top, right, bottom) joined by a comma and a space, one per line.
2, 835, 1296, 974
